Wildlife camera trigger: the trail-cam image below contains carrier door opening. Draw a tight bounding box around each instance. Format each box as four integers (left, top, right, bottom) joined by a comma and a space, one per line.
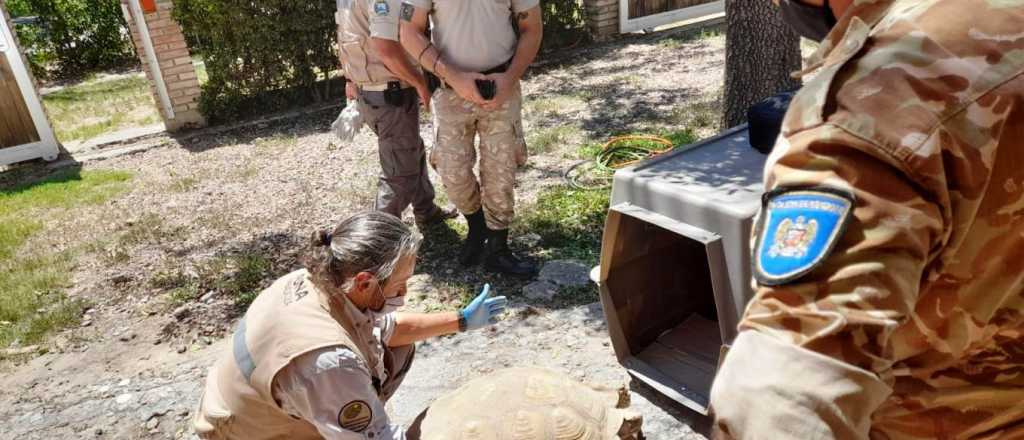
598, 205, 730, 414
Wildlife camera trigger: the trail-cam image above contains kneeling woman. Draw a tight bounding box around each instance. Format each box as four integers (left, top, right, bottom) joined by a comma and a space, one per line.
194, 212, 506, 439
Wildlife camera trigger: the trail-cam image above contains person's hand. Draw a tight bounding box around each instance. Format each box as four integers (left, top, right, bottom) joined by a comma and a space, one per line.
481, 72, 515, 111
345, 81, 357, 101
415, 83, 432, 113
446, 70, 487, 105
460, 284, 508, 331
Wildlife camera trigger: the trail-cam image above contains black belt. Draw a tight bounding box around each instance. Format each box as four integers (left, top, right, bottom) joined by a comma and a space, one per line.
361, 81, 415, 107
427, 59, 512, 92
480, 60, 511, 76
358, 81, 408, 94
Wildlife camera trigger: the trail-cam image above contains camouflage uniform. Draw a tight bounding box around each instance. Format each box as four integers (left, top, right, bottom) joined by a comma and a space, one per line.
710, 1, 1024, 439
430, 85, 527, 230
404, 0, 534, 231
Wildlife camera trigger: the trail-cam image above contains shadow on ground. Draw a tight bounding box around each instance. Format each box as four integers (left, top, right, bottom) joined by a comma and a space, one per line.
632, 378, 715, 438
169, 107, 340, 156
526, 21, 726, 138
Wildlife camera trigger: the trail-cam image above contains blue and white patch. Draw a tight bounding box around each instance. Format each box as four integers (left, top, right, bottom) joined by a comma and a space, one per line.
753, 187, 854, 286
373, 0, 389, 16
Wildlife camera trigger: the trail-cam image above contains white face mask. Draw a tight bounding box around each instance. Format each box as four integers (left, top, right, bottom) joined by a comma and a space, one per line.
369, 280, 404, 315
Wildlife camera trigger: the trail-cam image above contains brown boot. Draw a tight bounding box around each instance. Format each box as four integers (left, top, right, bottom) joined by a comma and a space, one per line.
415, 205, 458, 229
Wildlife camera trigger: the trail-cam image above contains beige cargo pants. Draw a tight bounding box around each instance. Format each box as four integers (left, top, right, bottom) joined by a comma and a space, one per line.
429, 82, 527, 230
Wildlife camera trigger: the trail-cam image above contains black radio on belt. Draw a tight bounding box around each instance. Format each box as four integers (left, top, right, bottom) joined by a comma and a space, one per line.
424, 59, 510, 100
425, 71, 441, 94
475, 79, 496, 100
383, 81, 406, 107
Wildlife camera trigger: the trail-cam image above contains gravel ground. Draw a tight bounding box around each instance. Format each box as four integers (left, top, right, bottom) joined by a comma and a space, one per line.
0, 25, 728, 439
1, 304, 709, 439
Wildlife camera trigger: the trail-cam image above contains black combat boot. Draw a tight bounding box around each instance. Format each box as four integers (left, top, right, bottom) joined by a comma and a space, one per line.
459, 210, 488, 266
484, 229, 537, 277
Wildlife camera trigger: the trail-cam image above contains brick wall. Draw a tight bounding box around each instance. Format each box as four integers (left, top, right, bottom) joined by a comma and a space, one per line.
121, 0, 204, 132
584, 0, 619, 40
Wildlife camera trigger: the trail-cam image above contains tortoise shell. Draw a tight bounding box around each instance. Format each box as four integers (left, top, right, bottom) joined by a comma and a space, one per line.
415, 367, 643, 440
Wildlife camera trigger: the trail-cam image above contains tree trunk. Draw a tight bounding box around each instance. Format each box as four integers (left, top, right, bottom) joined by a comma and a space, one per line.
721, 0, 802, 129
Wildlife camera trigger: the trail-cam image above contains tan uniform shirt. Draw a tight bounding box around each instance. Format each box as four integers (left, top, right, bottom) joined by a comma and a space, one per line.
402, 0, 539, 72
710, 1, 1024, 439
337, 0, 412, 86
274, 311, 401, 440
194, 270, 397, 440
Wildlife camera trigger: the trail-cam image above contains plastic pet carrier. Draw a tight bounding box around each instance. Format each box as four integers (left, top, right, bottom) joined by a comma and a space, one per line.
593, 125, 766, 415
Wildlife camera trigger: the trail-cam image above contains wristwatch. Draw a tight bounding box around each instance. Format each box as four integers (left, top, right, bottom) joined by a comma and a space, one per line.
458, 312, 468, 332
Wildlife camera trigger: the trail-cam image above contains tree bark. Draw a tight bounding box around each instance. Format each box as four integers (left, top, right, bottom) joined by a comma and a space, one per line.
721, 0, 802, 129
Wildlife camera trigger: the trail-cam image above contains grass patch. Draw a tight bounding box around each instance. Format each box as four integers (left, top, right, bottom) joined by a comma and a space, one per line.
517, 185, 611, 265
86, 210, 173, 265
415, 281, 476, 313
657, 26, 725, 49
43, 74, 161, 142
118, 212, 175, 246
528, 125, 581, 154
0, 219, 41, 262
525, 94, 587, 115
1, 169, 133, 258
169, 175, 201, 193
0, 169, 132, 350
0, 252, 87, 351
254, 133, 298, 151
669, 95, 722, 135
230, 159, 261, 182
222, 255, 273, 308
151, 254, 273, 309
0, 169, 133, 217
99, 243, 132, 265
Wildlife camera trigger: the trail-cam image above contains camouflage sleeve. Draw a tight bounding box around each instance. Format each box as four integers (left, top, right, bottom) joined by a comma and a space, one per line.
710, 124, 945, 438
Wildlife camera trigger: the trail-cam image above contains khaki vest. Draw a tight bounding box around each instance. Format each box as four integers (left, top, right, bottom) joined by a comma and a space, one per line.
194, 270, 385, 440
336, 0, 406, 86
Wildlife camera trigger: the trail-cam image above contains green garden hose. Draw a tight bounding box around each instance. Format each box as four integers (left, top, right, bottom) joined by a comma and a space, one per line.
565, 135, 674, 190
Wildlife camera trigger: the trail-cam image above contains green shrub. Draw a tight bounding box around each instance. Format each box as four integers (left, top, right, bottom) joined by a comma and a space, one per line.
173, 0, 341, 123
540, 0, 591, 53
6, 0, 137, 79
164, 0, 590, 122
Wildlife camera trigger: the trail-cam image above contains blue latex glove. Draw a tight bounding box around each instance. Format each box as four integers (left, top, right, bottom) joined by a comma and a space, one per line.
460, 284, 508, 331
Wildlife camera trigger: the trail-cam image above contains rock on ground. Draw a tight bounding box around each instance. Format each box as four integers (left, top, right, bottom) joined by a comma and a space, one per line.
522, 259, 592, 301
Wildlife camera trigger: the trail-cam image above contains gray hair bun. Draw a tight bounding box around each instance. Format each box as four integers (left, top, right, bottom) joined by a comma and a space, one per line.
313, 229, 333, 247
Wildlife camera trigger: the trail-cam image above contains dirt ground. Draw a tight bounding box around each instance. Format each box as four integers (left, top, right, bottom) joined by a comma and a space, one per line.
0, 25, 728, 439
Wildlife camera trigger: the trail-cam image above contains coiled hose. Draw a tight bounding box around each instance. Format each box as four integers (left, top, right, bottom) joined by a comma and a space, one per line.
564, 135, 674, 190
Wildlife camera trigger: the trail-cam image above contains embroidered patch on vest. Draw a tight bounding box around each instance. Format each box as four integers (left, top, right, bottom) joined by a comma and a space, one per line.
373, 0, 389, 16
339, 400, 373, 432
282, 275, 309, 305
753, 187, 854, 286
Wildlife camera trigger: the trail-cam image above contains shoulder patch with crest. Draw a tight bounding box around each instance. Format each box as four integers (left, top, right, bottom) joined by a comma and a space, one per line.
373, 0, 389, 16
338, 400, 373, 432
753, 187, 854, 286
